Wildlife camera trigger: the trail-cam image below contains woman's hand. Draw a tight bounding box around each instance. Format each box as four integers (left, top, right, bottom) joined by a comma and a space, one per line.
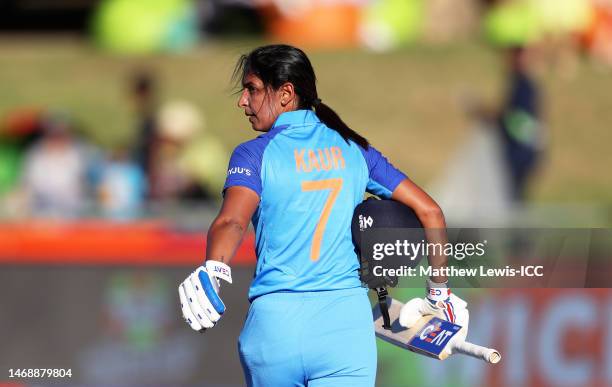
179, 261, 233, 331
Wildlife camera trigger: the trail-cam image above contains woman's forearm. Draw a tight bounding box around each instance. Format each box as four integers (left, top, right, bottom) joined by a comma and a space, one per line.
416, 206, 448, 284
205, 186, 260, 265
392, 178, 449, 283
206, 216, 248, 264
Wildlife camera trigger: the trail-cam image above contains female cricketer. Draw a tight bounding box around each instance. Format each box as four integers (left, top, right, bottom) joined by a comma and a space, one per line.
178, 44, 464, 386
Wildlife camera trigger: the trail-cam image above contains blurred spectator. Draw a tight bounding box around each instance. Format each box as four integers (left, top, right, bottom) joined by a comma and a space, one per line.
497, 46, 545, 201
464, 46, 545, 202
127, 69, 228, 203
149, 101, 227, 201
149, 136, 191, 200
129, 69, 158, 188
21, 113, 92, 217
0, 108, 44, 199
435, 44, 545, 225
98, 148, 147, 220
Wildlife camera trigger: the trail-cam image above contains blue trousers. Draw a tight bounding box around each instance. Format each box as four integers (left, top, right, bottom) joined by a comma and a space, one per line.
238, 287, 377, 387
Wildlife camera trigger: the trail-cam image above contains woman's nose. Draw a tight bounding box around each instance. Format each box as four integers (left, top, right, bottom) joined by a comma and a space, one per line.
237, 89, 248, 108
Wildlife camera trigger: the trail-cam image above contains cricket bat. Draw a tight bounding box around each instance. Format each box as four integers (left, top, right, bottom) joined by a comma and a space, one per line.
373, 297, 501, 364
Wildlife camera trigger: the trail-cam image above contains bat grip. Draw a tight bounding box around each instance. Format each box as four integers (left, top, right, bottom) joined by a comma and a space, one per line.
452, 340, 501, 364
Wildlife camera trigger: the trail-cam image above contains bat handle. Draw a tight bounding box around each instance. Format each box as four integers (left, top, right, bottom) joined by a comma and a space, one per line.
452, 340, 501, 364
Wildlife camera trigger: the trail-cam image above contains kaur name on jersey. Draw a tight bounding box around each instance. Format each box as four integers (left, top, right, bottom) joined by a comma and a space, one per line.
294, 147, 346, 173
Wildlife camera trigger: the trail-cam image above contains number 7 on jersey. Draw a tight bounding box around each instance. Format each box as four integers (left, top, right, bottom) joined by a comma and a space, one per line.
301, 178, 343, 261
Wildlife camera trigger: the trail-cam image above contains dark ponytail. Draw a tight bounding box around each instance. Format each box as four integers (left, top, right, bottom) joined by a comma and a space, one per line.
314, 102, 369, 148
234, 44, 369, 149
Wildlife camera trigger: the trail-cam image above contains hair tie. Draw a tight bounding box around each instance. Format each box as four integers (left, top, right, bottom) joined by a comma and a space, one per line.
313, 98, 322, 106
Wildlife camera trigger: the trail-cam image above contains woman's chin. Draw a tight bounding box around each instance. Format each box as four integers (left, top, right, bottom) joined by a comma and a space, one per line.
250, 122, 270, 132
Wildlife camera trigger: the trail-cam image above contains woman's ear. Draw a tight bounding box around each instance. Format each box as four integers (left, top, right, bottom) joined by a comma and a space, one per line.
279, 82, 296, 107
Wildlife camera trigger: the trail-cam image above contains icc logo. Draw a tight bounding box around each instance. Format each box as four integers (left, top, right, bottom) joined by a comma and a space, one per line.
359, 215, 373, 231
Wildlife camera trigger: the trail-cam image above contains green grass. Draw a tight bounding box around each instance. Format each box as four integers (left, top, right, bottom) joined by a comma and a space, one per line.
1, 37, 611, 202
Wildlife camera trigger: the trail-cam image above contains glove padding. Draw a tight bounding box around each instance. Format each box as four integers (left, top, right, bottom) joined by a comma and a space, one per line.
399, 295, 469, 327
178, 260, 232, 331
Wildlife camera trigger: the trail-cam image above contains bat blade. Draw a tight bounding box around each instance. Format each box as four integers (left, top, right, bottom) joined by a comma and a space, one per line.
373, 297, 501, 364
372, 297, 427, 351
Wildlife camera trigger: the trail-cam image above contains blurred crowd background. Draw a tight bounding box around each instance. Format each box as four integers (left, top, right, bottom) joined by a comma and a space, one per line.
1, 0, 611, 386
0, 0, 611, 223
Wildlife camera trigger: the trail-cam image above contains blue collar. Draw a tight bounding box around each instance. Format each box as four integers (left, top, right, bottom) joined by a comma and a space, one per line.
272, 110, 321, 129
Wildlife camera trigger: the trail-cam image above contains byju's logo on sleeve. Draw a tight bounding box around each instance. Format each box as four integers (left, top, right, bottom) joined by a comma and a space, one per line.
227, 167, 251, 176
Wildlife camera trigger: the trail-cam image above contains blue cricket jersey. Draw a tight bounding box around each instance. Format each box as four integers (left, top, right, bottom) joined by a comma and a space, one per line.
223, 110, 406, 301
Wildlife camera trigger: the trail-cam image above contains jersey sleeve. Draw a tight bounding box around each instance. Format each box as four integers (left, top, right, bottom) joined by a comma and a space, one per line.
360, 145, 407, 198
222, 142, 263, 196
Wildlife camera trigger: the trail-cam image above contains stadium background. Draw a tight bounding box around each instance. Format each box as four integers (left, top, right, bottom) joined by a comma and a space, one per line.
1, 0, 611, 386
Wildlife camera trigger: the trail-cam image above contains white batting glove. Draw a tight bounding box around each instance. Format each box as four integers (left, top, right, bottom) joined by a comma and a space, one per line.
399, 280, 469, 333
178, 260, 232, 332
